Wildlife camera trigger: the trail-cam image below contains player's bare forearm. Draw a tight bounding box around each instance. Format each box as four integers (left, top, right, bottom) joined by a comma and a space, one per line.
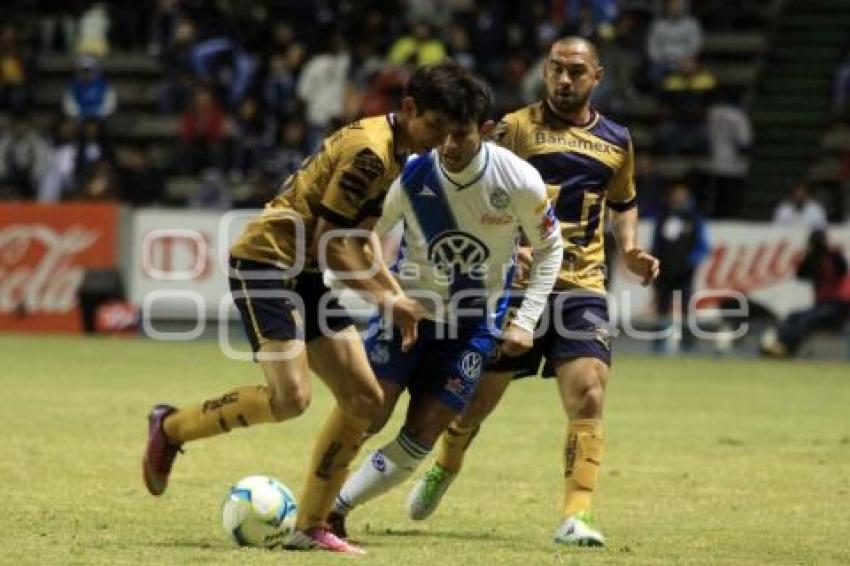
365, 232, 404, 296
610, 206, 638, 254
609, 207, 660, 285
324, 235, 400, 308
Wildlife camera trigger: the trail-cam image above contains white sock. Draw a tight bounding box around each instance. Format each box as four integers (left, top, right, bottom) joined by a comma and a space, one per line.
333, 429, 430, 516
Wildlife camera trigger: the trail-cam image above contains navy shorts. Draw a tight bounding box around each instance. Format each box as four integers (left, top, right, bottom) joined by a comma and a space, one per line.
229, 257, 354, 353
488, 292, 612, 378
365, 317, 498, 412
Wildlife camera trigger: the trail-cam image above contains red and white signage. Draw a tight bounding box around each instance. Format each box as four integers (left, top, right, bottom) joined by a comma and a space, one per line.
129, 210, 252, 318
126, 210, 850, 324
0, 202, 119, 332
610, 222, 850, 323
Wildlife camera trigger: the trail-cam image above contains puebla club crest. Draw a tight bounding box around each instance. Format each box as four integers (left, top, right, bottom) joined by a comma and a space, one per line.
488, 187, 510, 210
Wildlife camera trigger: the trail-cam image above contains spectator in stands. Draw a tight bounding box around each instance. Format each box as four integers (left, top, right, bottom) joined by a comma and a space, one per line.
76, 2, 110, 57
467, 1, 509, 80
0, 25, 30, 112
559, 0, 620, 39
491, 54, 528, 117
647, 0, 703, 82
446, 23, 476, 71
705, 88, 752, 218
761, 229, 850, 358
39, 0, 81, 53
356, 63, 408, 118
832, 51, 850, 118
39, 118, 79, 202
148, 0, 180, 57
230, 96, 269, 180
157, 16, 197, 113
349, 33, 387, 96
635, 151, 663, 219
0, 113, 50, 199
189, 35, 258, 110
179, 86, 228, 174
62, 54, 117, 120
73, 117, 115, 187
773, 182, 828, 230
386, 21, 447, 69
403, 0, 454, 30
189, 167, 231, 209
266, 21, 299, 60
260, 118, 310, 187
296, 31, 351, 142
651, 182, 711, 353
74, 159, 119, 201
656, 56, 715, 154
116, 145, 166, 206
593, 12, 644, 115
263, 47, 303, 122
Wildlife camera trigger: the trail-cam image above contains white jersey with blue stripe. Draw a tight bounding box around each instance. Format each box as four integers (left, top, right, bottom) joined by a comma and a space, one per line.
375, 141, 563, 330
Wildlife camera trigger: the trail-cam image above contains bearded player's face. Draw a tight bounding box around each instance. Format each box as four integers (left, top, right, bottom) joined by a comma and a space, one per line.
543, 43, 602, 115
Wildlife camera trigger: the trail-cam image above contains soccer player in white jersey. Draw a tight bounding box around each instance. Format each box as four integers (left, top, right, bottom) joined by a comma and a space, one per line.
409, 38, 661, 547
324, 76, 564, 538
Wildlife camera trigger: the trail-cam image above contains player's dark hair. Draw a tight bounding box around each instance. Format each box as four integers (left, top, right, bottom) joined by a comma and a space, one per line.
405, 61, 494, 126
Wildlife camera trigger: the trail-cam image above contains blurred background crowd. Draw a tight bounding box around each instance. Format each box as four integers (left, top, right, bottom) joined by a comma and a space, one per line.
0, 0, 848, 220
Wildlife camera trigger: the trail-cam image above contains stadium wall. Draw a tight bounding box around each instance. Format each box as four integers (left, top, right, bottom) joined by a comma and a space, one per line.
2, 203, 849, 333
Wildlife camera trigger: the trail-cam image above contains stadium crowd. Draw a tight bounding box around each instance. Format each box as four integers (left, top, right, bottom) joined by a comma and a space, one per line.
0, 0, 783, 214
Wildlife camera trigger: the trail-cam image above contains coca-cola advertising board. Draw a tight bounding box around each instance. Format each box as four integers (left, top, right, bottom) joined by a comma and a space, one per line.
0, 202, 118, 332
610, 222, 850, 324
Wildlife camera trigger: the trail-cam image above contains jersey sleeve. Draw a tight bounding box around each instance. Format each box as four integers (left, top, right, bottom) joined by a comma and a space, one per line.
509, 164, 563, 332
606, 134, 637, 212
317, 134, 390, 228
490, 111, 522, 154
373, 177, 404, 238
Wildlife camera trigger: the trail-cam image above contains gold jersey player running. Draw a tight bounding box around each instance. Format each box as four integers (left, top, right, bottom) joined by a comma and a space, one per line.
408, 38, 660, 546
142, 62, 486, 555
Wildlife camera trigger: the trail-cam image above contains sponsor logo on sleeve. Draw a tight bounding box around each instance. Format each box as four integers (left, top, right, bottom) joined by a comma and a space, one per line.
538, 205, 558, 240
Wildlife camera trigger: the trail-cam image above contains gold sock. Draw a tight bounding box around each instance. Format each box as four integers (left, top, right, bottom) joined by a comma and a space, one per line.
436, 422, 480, 474
296, 406, 370, 530
163, 385, 277, 444
563, 418, 604, 517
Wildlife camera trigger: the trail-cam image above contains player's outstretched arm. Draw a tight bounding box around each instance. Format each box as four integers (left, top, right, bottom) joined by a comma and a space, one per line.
505, 186, 564, 356
318, 218, 424, 350
610, 206, 660, 286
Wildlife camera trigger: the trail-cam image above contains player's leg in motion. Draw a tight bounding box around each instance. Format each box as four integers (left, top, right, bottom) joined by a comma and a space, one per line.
142, 339, 311, 496
329, 391, 459, 533
142, 258, 316, 496
552, 356, 608, 547
407, 370, 513, 520
283, 327, 383, 553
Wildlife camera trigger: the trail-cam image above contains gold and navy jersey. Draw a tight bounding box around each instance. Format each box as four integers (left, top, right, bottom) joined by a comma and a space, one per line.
493, 102, 636, 293
231, 114, 405, 270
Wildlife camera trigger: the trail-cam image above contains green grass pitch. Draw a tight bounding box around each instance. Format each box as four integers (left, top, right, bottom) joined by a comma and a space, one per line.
1, 335, 849, 565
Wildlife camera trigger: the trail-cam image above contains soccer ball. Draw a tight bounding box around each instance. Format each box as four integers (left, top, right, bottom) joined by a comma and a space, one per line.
221, 475, 298, 548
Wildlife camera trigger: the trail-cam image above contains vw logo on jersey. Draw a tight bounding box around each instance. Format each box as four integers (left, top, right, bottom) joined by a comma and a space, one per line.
371, 450, 387, 473
460, 350, 483, 380
488, 187, 510, 210
460, 350, 482, 381
428, 230, 490, 277
368, 342, 390, 365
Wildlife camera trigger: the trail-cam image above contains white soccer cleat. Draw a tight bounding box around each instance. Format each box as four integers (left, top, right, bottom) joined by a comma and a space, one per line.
552, 511, 605, 547
406, 463, 456, 520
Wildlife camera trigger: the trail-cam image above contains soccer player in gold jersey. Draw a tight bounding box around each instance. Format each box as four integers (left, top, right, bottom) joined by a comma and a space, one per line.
408, 38, 660, 546
142, 62, 487, 554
